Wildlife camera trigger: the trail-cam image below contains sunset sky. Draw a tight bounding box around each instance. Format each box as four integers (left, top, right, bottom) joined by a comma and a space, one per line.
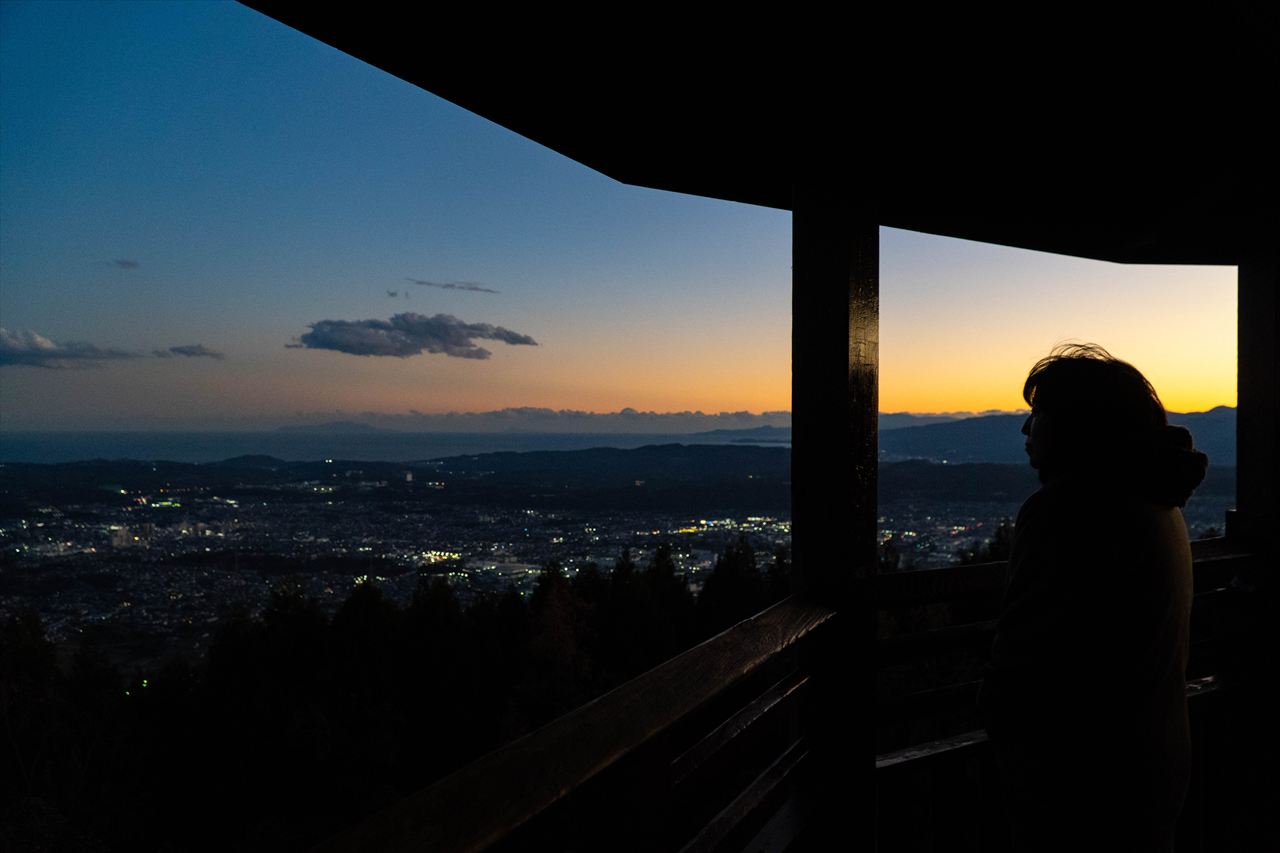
0, 1, 1238, 432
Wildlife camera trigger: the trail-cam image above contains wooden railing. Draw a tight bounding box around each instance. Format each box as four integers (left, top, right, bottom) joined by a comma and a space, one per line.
315, 595, 837, 852
875, 539, 1251, 742
313, 538, 1261, 852
873, 538, 1262, 852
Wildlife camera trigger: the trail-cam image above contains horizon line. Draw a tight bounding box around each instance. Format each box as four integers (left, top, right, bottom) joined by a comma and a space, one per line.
0, 403, 1238, 435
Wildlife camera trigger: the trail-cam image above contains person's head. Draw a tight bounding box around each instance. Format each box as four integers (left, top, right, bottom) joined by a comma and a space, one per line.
1020, 343, 1167, 479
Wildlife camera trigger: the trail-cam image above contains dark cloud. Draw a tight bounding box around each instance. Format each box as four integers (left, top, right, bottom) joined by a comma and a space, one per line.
0, 328, 139, 368
152, 344, 225, 360
407, 278, 501, 294
290, 312, 537, 360
111, 259, 140, 269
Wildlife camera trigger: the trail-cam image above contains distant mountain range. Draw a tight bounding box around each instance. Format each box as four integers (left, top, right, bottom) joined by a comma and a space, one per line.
274, 413, 969, 436
2, 441, 1233, 518
878, 412, 978, 430
879, 407, 1235, 464
265, 408, 1236, 467
270, 414, 952, 435
275, 421, 387, 433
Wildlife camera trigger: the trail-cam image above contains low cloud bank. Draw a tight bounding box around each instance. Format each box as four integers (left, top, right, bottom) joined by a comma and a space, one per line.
1, 328, 139, 368
1, 328, 225, 368
275, 409, 1043, 435
279, 407, 792, 434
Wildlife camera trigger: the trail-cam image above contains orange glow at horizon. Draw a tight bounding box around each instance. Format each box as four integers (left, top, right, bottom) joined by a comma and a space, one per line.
877, 231, 1237, 416
878, 353, 1237, 416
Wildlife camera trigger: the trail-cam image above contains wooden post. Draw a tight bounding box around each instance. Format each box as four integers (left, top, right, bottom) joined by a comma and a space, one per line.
791, 196, 879, 600
791, 191, 878, 847
1235, 229, 1279, 554
1216, 220, 1280, 853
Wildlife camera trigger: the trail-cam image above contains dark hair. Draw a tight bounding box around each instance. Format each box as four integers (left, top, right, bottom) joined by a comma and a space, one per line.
1022, 343, 1206, 504
1024, 338, 1167, 438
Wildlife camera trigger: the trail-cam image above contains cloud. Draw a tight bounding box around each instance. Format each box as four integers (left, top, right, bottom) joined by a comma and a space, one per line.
407, 278, 501, 294
290, 312, 537, 360
111, 259, 140, 269
282, 407, 794, 434
0, 328, 139, 368
152, 344, 225, 360
1, 329, 229, 368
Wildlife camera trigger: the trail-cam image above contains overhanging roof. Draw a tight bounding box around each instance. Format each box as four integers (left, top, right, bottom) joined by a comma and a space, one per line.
244, 5, 1278, 265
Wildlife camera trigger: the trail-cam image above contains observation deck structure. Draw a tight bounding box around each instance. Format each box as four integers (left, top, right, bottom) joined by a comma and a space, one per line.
243, 6, 1279, 848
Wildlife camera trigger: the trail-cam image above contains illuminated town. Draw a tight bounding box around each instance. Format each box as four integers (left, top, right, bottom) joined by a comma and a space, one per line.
0, 445, 1231, 659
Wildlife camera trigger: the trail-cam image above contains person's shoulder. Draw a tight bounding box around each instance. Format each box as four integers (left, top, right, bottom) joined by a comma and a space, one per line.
1120, 499, 1191, 559
1017, 483, 1049, 514
1012, 484, 1069, 555
1013, 477, 1100, 549
1016, 479, 1075, 523
1027, 477, 1189, 563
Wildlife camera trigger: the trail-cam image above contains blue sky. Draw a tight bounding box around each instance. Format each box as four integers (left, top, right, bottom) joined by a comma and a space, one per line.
0, 1, 1237, 430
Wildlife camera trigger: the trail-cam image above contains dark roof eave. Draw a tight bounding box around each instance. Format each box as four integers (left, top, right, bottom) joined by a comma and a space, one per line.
241, 3, 1279, 266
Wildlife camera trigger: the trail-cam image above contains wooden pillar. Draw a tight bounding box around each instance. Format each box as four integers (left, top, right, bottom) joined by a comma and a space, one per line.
791, 191, 878, 847
791, 197, 879, 600
1217, 222, 1280, 853
1234, 229, 1279, 555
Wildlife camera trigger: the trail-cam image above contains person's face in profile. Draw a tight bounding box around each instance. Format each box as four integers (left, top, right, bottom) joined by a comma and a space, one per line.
1022, 410, 1052, 470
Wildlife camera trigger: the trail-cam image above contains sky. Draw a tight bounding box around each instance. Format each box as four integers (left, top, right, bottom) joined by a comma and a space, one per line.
0, 1, 1238, 432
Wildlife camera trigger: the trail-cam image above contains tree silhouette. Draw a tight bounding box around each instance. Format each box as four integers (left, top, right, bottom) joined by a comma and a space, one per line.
524, 561, 591, 722
697, 534, 766, 634
644, 543, 696, 665
0, 534, 797, 851
767, 546, 793, 600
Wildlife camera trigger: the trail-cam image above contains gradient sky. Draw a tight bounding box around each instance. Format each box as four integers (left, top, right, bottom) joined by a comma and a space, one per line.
0, 1, 1237, 431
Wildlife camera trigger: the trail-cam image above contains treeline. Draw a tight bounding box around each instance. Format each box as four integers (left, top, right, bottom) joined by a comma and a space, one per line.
0, 538, 790, 852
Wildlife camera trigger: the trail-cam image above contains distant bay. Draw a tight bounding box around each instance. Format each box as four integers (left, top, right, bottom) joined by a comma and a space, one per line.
0, 431, 789, 465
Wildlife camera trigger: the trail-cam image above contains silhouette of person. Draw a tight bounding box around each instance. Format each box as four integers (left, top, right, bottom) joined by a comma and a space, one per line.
978, 344, 1208, 852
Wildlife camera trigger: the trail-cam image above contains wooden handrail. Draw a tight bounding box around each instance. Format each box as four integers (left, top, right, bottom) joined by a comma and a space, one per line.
874, 538, 1252, 610
670, 670, 808, 788
314, 595, 835, 853
678, 739, 809, 853
875, 675, 1223, 772
875, 546, 1254, 727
